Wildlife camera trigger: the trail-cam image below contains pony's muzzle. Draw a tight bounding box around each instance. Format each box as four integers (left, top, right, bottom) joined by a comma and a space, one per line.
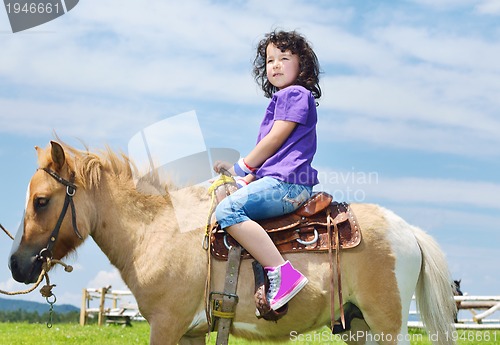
8, 213, 43, 284
9, 251, 41, 284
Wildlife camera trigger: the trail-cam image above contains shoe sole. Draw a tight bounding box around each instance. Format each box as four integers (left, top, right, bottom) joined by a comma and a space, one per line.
270, 277, 309, 311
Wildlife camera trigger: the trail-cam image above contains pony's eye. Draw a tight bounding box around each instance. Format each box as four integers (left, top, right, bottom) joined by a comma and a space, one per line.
34, 197, 49, 210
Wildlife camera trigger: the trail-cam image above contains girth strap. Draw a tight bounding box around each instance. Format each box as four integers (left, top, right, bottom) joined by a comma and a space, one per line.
213, 245, 242, 345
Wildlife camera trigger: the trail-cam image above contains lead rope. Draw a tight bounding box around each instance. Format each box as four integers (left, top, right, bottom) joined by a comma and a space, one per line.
0, 224, 74, 327
0, 223, 14, 240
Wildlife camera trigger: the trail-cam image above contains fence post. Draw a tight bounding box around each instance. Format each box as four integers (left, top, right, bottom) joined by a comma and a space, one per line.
97, 287, 107, 327
79, 288, 87, 326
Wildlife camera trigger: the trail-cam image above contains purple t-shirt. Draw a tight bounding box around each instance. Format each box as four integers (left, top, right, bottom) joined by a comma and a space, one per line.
254, 85, 319, 186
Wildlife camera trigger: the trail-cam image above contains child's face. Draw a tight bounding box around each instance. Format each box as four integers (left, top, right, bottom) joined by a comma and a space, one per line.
266, 43, 300, 90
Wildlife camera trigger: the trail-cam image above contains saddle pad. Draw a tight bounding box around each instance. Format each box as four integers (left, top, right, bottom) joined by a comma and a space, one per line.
210, 201, 361, 261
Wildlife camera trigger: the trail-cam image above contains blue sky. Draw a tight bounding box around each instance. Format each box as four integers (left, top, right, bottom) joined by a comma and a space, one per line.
0, 0, 499, 313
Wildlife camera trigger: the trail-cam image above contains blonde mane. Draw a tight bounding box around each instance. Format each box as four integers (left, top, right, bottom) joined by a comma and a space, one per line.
50, 142, 210, 217
35, 140, 133, 189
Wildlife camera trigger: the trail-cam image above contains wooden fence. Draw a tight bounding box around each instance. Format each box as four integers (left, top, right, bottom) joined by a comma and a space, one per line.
80, 288, 499, 330
409, 295, 500, 330
79, 286, 143, 326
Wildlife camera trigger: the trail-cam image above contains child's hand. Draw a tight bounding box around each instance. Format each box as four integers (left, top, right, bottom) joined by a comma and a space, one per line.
213, 160, 233, 174
243, 174, 256, 184
235, 174, 256, 188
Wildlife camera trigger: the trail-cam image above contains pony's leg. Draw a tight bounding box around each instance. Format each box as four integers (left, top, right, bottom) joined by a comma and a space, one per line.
338, 206, 422, 345
354, 270, 419, 343
343, 318, 406, 345
383, 212, 422, 345
341, 318, 372, 345
149, 316, 196, 345
354, 210, 421, 345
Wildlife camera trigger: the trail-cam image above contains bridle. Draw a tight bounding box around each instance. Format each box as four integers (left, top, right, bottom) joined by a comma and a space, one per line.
36, 168, 83, 262
0, 167, 78, 311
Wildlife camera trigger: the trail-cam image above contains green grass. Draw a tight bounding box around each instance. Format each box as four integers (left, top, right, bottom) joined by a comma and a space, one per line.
0, 322, 498, 344
0, 322, 150, 345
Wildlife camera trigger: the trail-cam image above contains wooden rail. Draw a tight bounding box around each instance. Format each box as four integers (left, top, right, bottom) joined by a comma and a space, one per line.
79, 287, 143, 326
409, 295, 500, 330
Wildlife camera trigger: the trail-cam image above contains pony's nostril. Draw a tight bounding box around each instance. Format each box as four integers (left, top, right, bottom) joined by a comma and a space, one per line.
9, 255, 17, 271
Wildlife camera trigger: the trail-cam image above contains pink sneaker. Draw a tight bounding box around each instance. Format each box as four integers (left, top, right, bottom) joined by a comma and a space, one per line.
265, 261, 308, 310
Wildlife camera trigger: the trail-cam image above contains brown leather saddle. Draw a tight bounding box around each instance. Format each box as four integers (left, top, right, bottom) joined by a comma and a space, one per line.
207, 183, 362, 330
210, 192, 362, 260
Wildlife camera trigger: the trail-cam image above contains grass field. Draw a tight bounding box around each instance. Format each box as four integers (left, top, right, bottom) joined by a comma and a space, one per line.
0, 322, 498, 344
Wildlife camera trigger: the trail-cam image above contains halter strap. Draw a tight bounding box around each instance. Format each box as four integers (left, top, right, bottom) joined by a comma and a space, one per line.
38, 168, 83, 260
41, 168, 77, 192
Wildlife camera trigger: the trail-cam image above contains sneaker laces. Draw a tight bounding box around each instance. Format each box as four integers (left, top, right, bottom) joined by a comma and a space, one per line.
266, 269, 280, 299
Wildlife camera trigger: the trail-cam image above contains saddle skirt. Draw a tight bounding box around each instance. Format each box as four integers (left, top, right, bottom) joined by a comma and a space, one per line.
210, 192, 362, 261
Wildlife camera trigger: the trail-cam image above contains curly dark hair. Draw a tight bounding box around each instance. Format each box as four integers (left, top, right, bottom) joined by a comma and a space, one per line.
253, 30, 322, 99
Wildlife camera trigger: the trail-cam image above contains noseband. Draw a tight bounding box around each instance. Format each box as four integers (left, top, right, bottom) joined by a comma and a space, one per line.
37, 168, 83, 261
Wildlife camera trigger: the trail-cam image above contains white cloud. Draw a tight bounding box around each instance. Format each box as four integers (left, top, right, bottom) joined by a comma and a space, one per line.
318, 113, 500, 157
372, 177, 500, 210
386, 205, 500, 237
409, 0, 480, 10
316, 167, 500, 210
475, 0, 500, 14
0, 277, 23, 293
445, 245, 500, 296
0, 1, 263, 105
374, 26, 500, 72
2, 0, 499, 160
0, 97, 162, 141
56, 291, 85, 308
0, 276, 74, 304
315, 23, 500, 158
86, 270, 137, 308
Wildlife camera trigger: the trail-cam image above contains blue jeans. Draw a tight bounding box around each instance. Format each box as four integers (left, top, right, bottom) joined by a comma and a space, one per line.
215, 176, 313, 229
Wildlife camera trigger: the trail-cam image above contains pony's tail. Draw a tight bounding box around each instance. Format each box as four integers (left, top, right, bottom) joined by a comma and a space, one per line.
412, 227, 457, 345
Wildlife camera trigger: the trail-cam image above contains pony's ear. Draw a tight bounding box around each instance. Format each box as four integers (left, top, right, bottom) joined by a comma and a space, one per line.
50, 141, 66, 171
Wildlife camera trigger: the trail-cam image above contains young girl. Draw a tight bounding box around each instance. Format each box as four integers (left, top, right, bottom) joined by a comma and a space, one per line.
213, 30, 321, 311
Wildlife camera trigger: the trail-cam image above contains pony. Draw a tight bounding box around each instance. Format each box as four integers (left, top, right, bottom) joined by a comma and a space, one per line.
9, 141, 456, 345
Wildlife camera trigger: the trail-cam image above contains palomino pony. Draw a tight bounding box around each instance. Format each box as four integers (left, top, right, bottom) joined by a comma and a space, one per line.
9, 141, 456, 345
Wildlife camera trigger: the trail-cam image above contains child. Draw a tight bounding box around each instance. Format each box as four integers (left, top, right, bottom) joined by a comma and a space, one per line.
213, 30, 321, 311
